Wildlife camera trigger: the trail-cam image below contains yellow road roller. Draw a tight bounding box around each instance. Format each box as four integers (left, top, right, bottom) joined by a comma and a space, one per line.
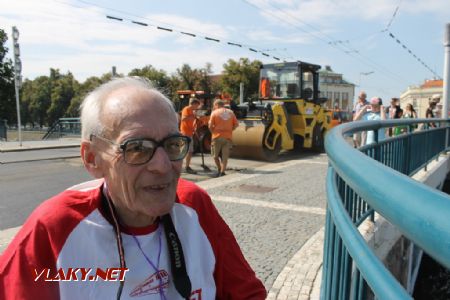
231, 61, 332, 161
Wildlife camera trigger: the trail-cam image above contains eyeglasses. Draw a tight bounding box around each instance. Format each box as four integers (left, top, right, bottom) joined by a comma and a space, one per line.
90, 134, 191, 165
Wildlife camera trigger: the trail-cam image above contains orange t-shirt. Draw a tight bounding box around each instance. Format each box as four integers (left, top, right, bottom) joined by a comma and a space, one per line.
180, 106, 196, 137
209, 108, 238, 140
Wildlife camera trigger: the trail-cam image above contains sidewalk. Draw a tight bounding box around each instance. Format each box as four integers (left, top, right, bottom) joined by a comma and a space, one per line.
0, 138, 80, 152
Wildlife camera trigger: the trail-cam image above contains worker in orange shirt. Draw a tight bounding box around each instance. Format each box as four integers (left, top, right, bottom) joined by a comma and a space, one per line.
208, 99, 238, 177
180, 98, 201, 174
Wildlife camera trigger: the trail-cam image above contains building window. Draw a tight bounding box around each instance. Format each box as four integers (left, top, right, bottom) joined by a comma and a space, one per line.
334, 92, 340, 101
342, 92, 348, 100
327, 92, 333, 100
341, 92, 349, 111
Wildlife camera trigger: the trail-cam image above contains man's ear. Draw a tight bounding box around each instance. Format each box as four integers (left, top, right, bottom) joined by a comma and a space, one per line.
81, 141, 104, 178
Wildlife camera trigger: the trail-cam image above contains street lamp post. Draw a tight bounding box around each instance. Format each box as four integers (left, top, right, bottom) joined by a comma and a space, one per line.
12, 26, 22, 146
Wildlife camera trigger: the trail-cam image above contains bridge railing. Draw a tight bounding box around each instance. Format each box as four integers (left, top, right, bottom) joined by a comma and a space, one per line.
322, 118, 450, 300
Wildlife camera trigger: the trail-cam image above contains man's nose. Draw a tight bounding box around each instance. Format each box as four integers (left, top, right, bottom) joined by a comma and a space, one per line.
146, 146, 172, 173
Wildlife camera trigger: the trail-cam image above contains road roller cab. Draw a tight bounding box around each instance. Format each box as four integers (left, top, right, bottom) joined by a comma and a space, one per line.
231, 61, 331, 161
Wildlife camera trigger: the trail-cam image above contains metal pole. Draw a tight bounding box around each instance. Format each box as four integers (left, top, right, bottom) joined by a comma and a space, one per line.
14, 83, 22, 146
443, 23, 450, 119
12, 26, 22, 146
239, 82, 244, 104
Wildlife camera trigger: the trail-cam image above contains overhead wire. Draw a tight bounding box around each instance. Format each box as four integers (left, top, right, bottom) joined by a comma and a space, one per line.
71, 0, 285, 61
379, 0, 441, 79
242, 0, 411, 87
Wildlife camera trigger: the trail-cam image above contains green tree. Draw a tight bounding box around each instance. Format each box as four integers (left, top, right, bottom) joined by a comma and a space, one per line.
47, 70, 78, 125
196, 62, 214, 94
221, 58, 262, 101
176, 63, 201, 90
20, 76, 51, 127
0, 29, 16, 125
128, 65, 177, 99
66, 76, 104, 117
128, 65, 169, 88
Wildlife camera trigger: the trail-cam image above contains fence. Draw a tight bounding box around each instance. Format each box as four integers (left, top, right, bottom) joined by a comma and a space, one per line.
322, 118, 450, 299
42, 118, 81, 140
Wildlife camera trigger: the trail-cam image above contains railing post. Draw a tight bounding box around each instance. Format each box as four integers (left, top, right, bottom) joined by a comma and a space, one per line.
424, 130, 428, 171
405, 129, 411, 175
374, 128, 380, 162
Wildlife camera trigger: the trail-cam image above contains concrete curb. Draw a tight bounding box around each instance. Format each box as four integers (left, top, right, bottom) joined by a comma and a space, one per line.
0, 155, 81, 165
0, 144, 80, 153
267, 227, 324, 300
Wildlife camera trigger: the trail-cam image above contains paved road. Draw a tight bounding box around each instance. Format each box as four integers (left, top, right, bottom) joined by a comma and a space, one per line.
0, 147, 328, 297
197, 154, 328, 289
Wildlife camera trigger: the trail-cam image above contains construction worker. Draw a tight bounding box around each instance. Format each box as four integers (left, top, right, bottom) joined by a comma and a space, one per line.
208, 99, 238, 177
180, 97, 201, 174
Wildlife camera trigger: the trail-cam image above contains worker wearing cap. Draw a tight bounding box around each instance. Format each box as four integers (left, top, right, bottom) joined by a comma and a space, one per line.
354, 96, 386, 145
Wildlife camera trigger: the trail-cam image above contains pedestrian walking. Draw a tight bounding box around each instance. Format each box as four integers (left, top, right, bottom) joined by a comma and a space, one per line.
180, 97, 201, 174
208, 99, 238, 177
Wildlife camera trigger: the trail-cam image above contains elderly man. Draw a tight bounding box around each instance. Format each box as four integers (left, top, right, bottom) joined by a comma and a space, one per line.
354, 96, 386, 145
0, 77, 266, 299
352, 91, 368, 147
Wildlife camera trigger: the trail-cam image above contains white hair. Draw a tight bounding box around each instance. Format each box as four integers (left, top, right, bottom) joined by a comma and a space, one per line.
80, 76, 176, 140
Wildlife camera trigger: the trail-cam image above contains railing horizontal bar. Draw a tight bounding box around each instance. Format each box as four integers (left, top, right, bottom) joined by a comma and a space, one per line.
326, 120, 450, 270
326, 168, 412, 299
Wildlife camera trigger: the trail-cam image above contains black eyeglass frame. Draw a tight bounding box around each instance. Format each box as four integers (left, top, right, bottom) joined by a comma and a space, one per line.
90, 134, 191, 165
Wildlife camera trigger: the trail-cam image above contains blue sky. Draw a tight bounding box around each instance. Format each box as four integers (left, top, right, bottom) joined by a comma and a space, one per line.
1, 0, 449, 103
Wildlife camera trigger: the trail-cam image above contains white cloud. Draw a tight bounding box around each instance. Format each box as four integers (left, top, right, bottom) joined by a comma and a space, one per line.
0, 0, 239, 81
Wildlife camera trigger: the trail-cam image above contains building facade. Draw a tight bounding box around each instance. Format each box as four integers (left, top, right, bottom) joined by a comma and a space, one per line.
400, 79, 443, 118
318, 66, 355, 112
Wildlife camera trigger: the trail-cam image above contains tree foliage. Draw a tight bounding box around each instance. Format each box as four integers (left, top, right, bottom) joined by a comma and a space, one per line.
0, 37, 264, 127
221, 58, 262, 101
0, 29, 15, 125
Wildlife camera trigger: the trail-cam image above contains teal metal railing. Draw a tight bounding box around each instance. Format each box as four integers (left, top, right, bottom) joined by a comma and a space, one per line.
42, 117, 81, 140
322, 118, 450, 299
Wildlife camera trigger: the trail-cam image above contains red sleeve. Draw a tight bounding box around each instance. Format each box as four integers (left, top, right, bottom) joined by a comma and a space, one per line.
177, 179, 267, 300
0, 220, 60, 300
0, 189, 100, 300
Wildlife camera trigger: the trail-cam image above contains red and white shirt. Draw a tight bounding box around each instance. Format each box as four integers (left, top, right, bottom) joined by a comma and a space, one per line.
0, 179, 266, 300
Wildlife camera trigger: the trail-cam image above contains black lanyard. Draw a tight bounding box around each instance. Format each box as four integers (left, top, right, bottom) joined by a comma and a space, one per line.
161, 214, 192, 299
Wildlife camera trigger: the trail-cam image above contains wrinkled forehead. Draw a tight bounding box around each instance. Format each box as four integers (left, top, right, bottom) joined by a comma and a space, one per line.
101, 87, 177, 137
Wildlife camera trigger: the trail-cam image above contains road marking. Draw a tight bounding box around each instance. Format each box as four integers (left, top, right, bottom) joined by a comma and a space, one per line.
212, 195, 326, 215
198, 158, 328, 191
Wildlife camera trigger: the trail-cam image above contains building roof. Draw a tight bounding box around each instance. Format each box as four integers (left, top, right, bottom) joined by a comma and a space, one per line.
420, 79, 443, 88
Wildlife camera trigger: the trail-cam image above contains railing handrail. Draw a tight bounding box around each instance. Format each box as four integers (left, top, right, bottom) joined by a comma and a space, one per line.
326, 118, 450, 268
326, 169, 411, 299
323, 118, 450, 299
339, 117, 448, 134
